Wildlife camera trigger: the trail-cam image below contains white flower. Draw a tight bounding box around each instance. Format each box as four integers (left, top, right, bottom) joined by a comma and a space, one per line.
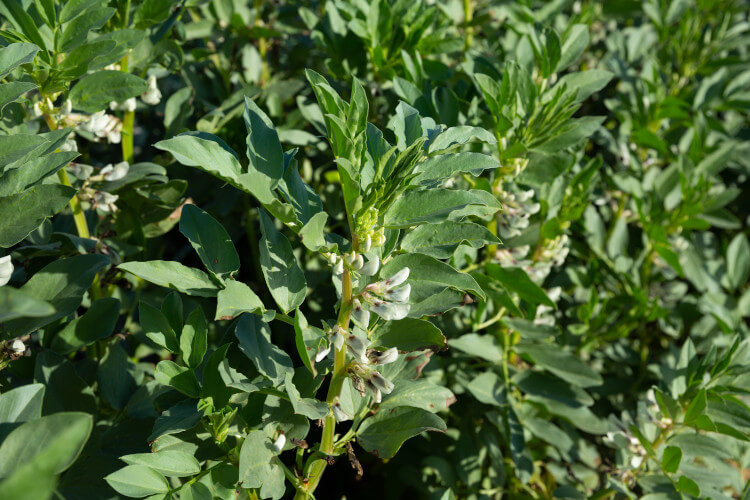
351, 299, 371, 327
333, 258, 344, 276
79, 111, 122, 144
331, 325, 346, 351
110, 98, 136, 112
93, 191, 119, 212
346, 334, 369, 363
385, 268, 409, 288
0, 256, 13, 287
61, 99, 72, 115
32, 101, 43, 117
332, 399, 352, 422
272, 433, 286, 453
359, 256, 380, 276
314, 344, 331, 362
370, 300, 410, 321
101, 161, 130, 181
10, 339, 25, 354
352, 254, 364, 270
141, 75, 162, 105
384, 283, 411, 304
344, 252, 357, 266
59, 137, 78, 152
369, 347, 398, 365
67, 163, 93, 180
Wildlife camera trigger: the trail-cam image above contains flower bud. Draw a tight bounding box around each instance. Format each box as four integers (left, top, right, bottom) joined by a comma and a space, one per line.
314, 343, 331, 362
0, 255, 13, 287
272, 433, 286, 453
360, 257, 379, 276
333, 258, 344, 276
141, 75, 162, 105
344, 252, 357, 266
346, 334, 368, 363
32, 101, 43, 117
352, 254, 364, 270
10, 339, 25, 354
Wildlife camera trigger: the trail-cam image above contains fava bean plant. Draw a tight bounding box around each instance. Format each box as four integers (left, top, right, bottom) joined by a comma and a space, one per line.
1, 1, 749, 500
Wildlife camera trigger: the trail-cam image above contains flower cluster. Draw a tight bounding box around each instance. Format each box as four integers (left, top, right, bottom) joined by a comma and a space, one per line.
494, 234, 570, 283
325, 248, 380, 278
354, 267, 411, 322
495, 185, 541, 240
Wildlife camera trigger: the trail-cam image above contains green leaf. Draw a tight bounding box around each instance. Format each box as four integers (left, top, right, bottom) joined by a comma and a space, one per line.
238, 430, 286, 500
258, 210, 307, 313
148, 400, 201, 441
515, 343, 602, 388
154, 360, 201, 398
50, 297, 120, 354
119, 261, 220, 297
726, 234, 750, 291
180, 306, 208, 369
161, 292, 183, 336
0, 184, 76, 248
298, 211, 328, 252
450, 333, 503, 363
415, 153, 500, 185
380, 253, 484, 316
235, 314, 293, 386
179, 204, 240, 281
293, 308, 326, 377
0, 412, 93, 478
104, 465, 170, 498
401, 221, 500, 259
0, 151, 79, 196
240, 98, 284, 200
553, 70, 613, 102
0, 384, 44, 441
357, 407, 447, 459
69, 70, 146, 113
1, 254, 109, 338
284, 372, 328, 420
662, 446, 682, 474
97, 341, 136, 410
486, 263, 555, 307
675, 476, 700, 497
465, 372, 506, 406
201, 344, 233, 409
530, 116, 604, 154
139, 302, 179, 353
427, 126, 497, 153
380, 380, 456, 413
683, 388, 707, 425
215, 280, 265, 320
369, 317, 446, 351
557, 24, 589, 71
155, 132, 242, 188
384, 189, 501, 228
0, 43, 40, 78
59, 7, 115, 52
667, 433, 731, 459
120, 451, 200, 478
0, 287, 55, 323
0, 82, 36, 112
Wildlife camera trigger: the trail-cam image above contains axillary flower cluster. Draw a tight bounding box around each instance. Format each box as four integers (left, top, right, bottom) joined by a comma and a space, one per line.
317, 214, 413, 414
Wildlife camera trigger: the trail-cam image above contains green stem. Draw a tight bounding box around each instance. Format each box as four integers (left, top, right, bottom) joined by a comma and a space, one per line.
463, 0, 474, 52
119, 55, 134, 164
56, 168, 91, 239
254, 0, 269, 87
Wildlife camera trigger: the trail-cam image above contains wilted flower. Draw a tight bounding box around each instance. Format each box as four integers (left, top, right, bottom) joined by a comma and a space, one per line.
0, 255, 13, 287
330, 325, 346, 351
331, 398, 352, 422
351, 298, 370, 327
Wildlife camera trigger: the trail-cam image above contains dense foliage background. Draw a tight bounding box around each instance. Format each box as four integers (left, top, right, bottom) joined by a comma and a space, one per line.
1, 0, 749, 499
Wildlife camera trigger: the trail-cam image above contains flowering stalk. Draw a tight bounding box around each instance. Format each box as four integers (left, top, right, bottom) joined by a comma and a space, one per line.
120, 56, 135, 164
42, 113, 91, 239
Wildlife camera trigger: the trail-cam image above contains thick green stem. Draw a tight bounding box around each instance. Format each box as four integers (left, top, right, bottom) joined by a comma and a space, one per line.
254, 0, 270, 87
56, 168, 91, 239
300, 265, 354, 497
463, 0, 474, 51
119, 54, 134, 164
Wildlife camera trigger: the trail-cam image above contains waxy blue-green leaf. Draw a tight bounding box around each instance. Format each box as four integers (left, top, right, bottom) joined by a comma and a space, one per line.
238, 430, 286, 500
486, 263, 555, 307
0, 43, 40, 78
1, 254, 109, 338
240, 97, 284, 201
181, 307, 208, 369
258, 210, 307, 313
427, 126, 497, 153
155, 132, 242, 186
51, 297, 120, 355
119, 261, 220, 297
104, 465, 170, 498
515, 343, 602, 388
0, 82, 36, 112
97, 341, 136, 410
0, 288, 55, 323
380, 380, 456, 413
450, 333, 503, 363
400, 221, 500, 259
414, 152, 501, 185
120, 451, 200, 478
466, 372, 506, 407
0, 152, 79, 197
293, 308, 326, 377
147, 400, 201, 441
0, 384, 44, 441
384, 189, 500, 228
235, 314, 293, 386
357, 407, 447, 459
284, 372, 328, 420
69, 70, 147, 113
370, 317, 446, 351
139, 302, 179, 353
179, 204, 240, 281
154, 360, 201, 398
0, 184, 76, 248
215, 280, 264, 320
